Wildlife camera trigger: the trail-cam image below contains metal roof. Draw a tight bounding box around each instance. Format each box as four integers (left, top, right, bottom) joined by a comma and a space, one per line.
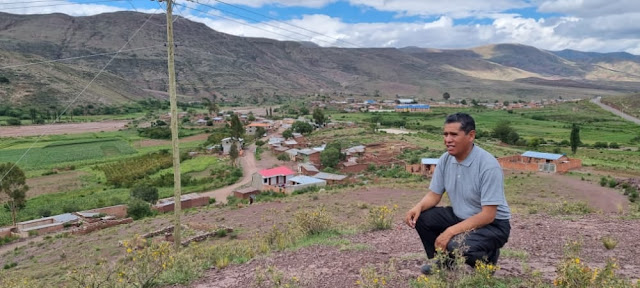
288, 175, 326, 185
259, 166, 295, 177
522, 151, 564, 160
396, 104, 431, 109
421, 158, 439, 165
300, 163, 319, 172
313, 172, 347, 181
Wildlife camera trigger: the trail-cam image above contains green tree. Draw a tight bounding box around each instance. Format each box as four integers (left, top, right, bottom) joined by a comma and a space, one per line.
443, 92, 450, 101
230, 114, 245, 140
292, 121, 313, 135
299, 107, 309, 115
282, 128, 293, 139
320, 147, 341, 168
229, 142, 239, 167
29, 108, 38, 124
493, 121, 519, 145
130, 185, 159, 204
570, 123, 580, 154
0, 163, 28, 226
202, 97, 219, 116
460, 99, 467, 105
503, 101, 510, 107
313, 108, 326, 126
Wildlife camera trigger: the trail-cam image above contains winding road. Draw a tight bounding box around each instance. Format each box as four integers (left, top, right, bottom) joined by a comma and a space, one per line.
591, 96, 640, 125
200, 144, 258, 204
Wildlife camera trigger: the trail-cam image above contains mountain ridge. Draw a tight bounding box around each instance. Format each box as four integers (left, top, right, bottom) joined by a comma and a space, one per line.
1, 11, 640, 106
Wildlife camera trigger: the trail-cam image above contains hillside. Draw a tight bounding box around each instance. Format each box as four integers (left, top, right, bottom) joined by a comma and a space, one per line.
2, 12, 640, 106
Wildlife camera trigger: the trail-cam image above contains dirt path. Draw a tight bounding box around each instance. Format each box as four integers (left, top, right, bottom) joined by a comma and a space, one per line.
544, 172, 629, 212
0, 120, 129, 137
591, 97, 640, 125
200, 144, 257, 203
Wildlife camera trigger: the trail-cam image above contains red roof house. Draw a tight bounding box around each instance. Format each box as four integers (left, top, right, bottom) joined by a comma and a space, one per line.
252, 166, 295, 190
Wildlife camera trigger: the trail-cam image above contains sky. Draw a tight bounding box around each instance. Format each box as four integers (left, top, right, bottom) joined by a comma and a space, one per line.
2, 0, 640, 54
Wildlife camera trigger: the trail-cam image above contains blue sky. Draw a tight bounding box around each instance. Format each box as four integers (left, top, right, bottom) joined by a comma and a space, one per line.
2, 0, 640, 53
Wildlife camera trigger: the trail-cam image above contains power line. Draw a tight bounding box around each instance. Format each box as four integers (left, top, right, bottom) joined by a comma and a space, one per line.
203, 0, 361, 48
0, 0, 127, 10
175, 3, 311, 44
0, 45, 165, 69
180, 0, 342, 47
0, 10, 160, 185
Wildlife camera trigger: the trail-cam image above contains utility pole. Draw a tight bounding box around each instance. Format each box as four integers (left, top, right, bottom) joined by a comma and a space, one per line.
159, 0, 182, 250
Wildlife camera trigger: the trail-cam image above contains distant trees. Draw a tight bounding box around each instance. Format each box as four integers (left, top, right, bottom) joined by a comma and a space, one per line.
570, 123, 580, 154
292, 121, 313, 135
130, 185, 159, 204
229, 142, 239, 167
493, 121, 519, 145
230, 114, 245, 140
202, 97, 220, 116
313, 108, 326, 126
282, 129, 293, 139
443, 92, 450, 101
0, 163, 29, 226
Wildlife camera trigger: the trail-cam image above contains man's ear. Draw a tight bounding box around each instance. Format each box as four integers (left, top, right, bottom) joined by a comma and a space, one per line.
468, 130, 476, 139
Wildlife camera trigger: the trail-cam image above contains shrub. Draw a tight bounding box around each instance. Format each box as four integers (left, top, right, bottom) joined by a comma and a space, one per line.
293, 207, 333, 236
6, 118, 20, 126
368, 205, 397, 230
602, 236, 618, 250
62, 203, 80, 213
38, 208, 52, 218
277, 153, 289, 161
554, 240, 632, 288
255, 140, 265, 147
127, 199, 153, 220
608, 178, 618, 188
600, 177, 608, 187
609, 142, 620, 149
130, 185, 159, 204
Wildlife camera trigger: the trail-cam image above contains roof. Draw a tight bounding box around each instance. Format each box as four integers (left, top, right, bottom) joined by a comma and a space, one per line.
235, 187, 260, 194
397, 99, 415, 103
421, 158, 439, 165
284, 140, 298, 145
346, 145, 365, 154
269, 137, 285, 144
396, 104, 431, 109
300, 163, 319, 172
259, 166, 295, 177
298, 148, 319, 155
285, 149, 299, 156
313, 144, 326, 152
274, 146, 289, 152
247, 122, 271, 127
522, 151, 565, 160
313, 172, 347, 181
288, 175, 326, 185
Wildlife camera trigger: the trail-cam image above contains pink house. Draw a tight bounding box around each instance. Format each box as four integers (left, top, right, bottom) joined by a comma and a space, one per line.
251, 166, 295, 190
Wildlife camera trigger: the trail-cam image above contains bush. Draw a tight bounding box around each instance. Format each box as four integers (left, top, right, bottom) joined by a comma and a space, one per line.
600, 177, 608, 187
554, 240, 632, 288
6, 118, 20, 126
368, 205, 397, 230
255, 140, 265, 147
38, 208, 52, 218
62, 203, 80, 213
293, 207, 333, 235
131, 185, 159, 204
127, 199, 153, 220
276, 153, 289, 161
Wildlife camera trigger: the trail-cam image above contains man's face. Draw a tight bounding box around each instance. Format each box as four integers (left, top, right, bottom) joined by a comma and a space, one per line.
443, 122, 475, 159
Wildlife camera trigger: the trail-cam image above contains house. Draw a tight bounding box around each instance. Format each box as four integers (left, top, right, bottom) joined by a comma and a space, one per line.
296, 149, 321, 165
341, 159, 369, 174
246, 122, 272, 135
395, 104, 431, 113
195, 119, 207, 125
298, 163, 320, 176
268, 137, 285, 147
345, 145, 366, 156
285, 175, 326, 193
406, 158, 439, 177
212, 116, 225, 123
312, 172, 348, 185
153, 193, 210, 213
251, 166, 296, 190
233, 187, 261, 199
283, 139, 299, 148
14, 213, 80, 237
497, 151, 582, 173
396, 99, 416, 104
285, 149, 300, 161
221, 137, 244, 155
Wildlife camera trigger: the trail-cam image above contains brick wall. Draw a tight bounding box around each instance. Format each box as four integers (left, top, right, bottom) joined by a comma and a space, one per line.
72, 218, 133, 235
87, 205, 128, 219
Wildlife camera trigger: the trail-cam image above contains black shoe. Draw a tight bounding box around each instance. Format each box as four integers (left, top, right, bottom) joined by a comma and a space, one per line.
488, 249, 500, 264
420, 259, 453, 275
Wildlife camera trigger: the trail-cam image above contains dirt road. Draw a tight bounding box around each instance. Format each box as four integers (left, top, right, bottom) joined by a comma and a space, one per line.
591, 97, 640, 125
200, 144, 258, 203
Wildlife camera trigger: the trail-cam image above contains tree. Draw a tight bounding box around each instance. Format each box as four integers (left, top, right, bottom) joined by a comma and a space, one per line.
0, 163, 28, 226
229, 142, 239, 167
460, 99, 467, 105
320, 147, 341, 168
130, 185, 159, 204
443, 92, 450, 101
292, 121, 313, 135
503, 101, 510, 107
255, 127, 266, 138
202, 97, 219, 116
313, 108, 326, 126
299, 107, 309, 115
230, 114, 245, 140
493, 121, 519, 145
282, 128, 293, 139
570, 123, 580, 154
29, 108, 38, 124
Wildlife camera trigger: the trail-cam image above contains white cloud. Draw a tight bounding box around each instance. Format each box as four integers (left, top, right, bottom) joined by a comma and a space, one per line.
348, 0, 531, 18
538, 0, 640, 17
201, 0, 337, 8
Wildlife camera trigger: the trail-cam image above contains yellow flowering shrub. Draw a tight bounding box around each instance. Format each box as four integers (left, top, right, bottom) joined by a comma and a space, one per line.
554, 241, 634, 288
293, 207, 333, 235
368, 205, 398, 230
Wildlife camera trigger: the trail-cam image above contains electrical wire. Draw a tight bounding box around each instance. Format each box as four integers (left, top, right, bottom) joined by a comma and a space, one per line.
0, 9, 160, 184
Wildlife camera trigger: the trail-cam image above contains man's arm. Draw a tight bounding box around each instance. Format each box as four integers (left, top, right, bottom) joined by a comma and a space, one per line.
405, 191, 442, 228
434, 205, 497, 250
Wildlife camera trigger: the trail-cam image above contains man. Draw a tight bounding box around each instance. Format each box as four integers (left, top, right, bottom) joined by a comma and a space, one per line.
405, 112, 511, 275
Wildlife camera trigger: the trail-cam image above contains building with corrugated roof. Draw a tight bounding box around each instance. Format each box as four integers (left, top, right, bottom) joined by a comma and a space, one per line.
497, 151, 581, 173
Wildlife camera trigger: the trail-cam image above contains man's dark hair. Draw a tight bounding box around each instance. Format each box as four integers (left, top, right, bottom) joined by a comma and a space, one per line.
444, 113, 475, 134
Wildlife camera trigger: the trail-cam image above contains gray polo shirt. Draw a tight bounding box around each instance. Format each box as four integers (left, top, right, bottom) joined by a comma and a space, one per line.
429, 144, 511, 220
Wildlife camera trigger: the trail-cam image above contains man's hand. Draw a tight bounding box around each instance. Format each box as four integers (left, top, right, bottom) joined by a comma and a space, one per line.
405, 206, 421, 228
435, 229, 454, 251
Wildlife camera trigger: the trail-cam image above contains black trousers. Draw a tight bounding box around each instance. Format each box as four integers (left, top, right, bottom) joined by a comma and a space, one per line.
415, 207, 511, 267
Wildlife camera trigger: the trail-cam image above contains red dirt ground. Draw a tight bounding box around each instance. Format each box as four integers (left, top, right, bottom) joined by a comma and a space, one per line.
0, 121, 129, 137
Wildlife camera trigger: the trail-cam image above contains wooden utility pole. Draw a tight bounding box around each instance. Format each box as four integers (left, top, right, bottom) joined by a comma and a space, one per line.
162, 0, 182, 250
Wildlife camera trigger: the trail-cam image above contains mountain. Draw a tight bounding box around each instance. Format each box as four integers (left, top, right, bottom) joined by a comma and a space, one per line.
1, 11, 640, 107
